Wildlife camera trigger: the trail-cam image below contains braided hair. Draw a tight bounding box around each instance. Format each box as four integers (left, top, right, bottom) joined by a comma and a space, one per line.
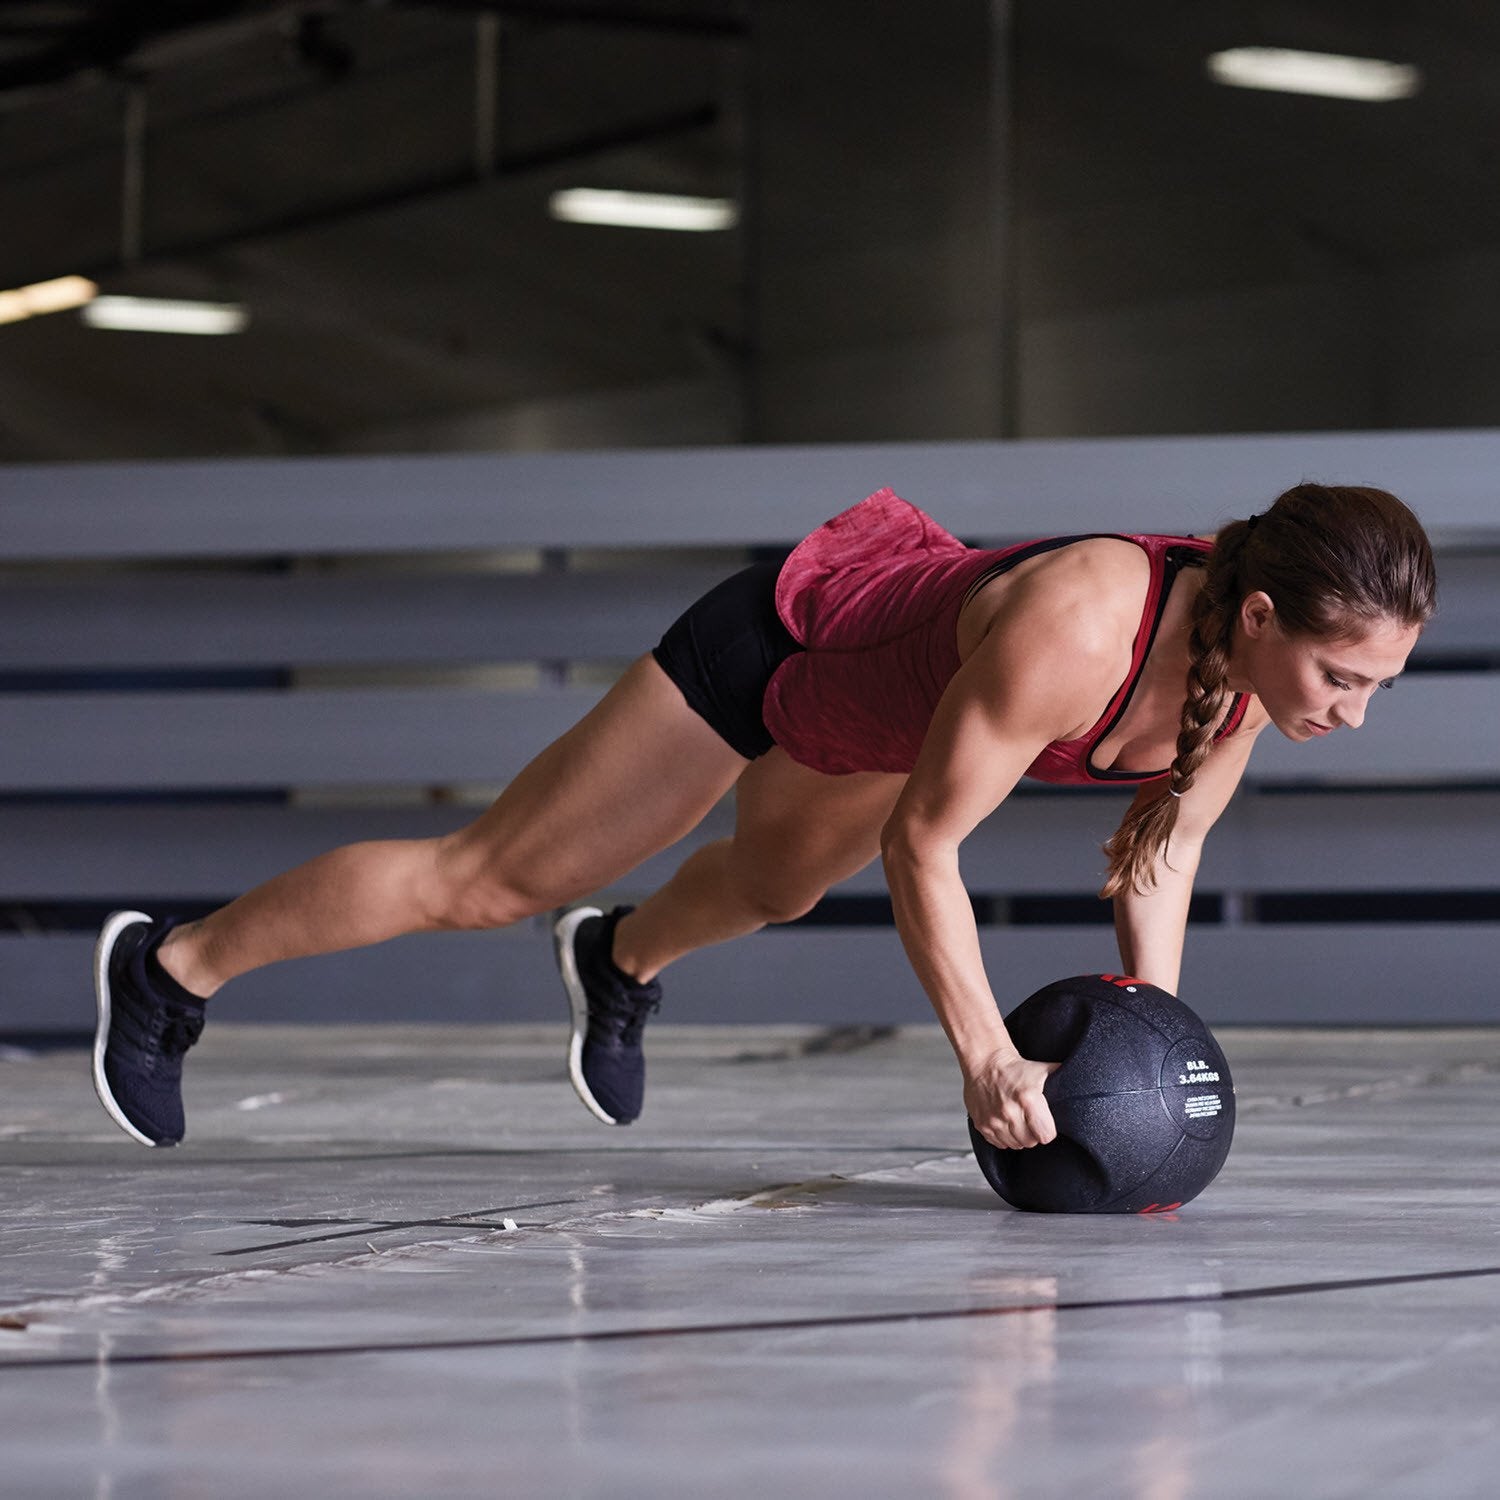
1099, 483, 1436, 899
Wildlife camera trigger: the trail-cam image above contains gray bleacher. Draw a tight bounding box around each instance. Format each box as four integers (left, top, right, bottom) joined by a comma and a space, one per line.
3, 429, 1497, 1029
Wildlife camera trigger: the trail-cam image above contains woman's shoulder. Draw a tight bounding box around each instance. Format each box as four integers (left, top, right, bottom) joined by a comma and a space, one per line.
962, 538, 1150, 700
968, 535, 1152, 643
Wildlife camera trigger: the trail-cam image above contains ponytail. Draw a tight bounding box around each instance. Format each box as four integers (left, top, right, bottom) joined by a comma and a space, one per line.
1099, 521, 1251, 899
1099, 482, 1435, 899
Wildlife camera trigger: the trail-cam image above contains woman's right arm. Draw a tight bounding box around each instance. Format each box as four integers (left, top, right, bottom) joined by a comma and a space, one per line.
883, 816, 1058, 1148
881, 598, 1119, 1149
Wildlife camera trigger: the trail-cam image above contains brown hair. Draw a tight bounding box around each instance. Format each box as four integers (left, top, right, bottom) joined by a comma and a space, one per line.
1100, 482, 1437, 899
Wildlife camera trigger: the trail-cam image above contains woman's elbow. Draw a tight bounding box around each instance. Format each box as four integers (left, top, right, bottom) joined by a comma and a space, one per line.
879, 817, 954, 873
879, 812, 916, 865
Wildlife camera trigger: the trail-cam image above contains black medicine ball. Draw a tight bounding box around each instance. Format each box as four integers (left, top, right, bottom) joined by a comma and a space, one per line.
968, 973, 1235, 1214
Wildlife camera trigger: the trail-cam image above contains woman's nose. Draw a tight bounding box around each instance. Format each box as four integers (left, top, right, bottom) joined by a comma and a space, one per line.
1332, 692, 1371, 730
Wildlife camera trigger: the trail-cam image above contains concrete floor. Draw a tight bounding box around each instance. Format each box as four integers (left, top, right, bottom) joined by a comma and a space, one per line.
2, 1022, 1499, 1499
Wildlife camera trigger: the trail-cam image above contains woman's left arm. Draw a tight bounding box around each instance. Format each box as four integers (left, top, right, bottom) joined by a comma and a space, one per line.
1112, 708, 1266, 994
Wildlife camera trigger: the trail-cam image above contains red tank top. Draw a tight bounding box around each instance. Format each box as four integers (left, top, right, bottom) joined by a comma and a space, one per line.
762, 489, 1248, 782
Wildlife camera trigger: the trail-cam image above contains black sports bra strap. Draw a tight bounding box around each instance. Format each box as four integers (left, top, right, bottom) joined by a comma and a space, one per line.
960, 533, 1113, 611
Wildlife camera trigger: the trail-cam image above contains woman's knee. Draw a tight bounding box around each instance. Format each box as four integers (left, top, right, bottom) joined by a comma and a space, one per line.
730, 868, 825, 926
427, 831, 552, 931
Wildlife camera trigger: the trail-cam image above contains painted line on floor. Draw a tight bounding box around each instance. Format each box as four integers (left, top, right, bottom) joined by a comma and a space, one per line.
4, 1263, 1498, 1372
125, 1143, 959, 1169
217, 1198, 582, 1256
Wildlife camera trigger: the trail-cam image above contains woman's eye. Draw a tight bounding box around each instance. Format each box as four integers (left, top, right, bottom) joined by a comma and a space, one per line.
1324, 673, 1351, 690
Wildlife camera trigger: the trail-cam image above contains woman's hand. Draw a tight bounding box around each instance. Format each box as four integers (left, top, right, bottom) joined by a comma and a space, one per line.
964, 1050, 1060, 1149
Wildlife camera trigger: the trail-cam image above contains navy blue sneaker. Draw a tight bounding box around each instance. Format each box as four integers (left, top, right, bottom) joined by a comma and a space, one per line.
92, 910, 206, 1147
553, 905, 661, 1125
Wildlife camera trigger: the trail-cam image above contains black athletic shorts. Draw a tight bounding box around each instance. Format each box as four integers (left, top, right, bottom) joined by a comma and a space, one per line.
651, 560, 802, 760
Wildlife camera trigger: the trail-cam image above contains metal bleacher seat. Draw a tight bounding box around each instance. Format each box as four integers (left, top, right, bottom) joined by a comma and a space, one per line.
2, 431, 1497, 1030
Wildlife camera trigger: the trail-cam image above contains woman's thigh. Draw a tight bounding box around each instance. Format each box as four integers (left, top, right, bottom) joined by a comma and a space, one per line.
727, 747, 907, 904
438, 655, 749, 909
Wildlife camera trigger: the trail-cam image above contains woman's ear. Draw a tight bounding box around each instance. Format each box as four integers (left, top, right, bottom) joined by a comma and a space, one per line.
1237, 590, 1276, 639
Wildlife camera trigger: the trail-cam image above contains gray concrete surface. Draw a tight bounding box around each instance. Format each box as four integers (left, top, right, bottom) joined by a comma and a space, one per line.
3, 1023, 1499, 1499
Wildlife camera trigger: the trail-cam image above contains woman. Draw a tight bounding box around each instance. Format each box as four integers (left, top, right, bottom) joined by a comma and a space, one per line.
91, 481, 1436, 1153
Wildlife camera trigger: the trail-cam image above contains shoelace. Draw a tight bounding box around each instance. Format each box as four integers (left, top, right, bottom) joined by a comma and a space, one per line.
592, 985, 661, 1044
159, 1007, 206, 1057
617, 993, 660, 1046
125, 931, 204, 1061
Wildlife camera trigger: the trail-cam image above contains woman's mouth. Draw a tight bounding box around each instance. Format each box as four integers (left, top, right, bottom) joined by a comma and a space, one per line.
1304, 720, 1333, 736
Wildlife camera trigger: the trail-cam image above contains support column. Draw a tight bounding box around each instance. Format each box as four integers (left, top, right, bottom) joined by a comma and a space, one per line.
749, 0, 1008, 443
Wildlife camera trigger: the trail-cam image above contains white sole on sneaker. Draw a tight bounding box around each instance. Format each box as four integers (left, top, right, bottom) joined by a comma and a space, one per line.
552, 905, 620, 1126
92, 909, 168, 1148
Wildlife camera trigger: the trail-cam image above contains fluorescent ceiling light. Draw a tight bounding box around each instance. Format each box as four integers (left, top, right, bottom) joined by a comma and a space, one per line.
1208, 47, 1420, 102
82, 296, 249, 335
0, 275, 97, 327
549, 188, 738, 232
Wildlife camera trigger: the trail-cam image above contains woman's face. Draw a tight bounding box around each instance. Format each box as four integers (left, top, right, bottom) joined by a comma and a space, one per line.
1228, 593, 1422, 742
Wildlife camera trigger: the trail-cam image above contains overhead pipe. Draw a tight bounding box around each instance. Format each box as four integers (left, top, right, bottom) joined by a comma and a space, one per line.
121, 81, 147, 264
473, 10, 501, 178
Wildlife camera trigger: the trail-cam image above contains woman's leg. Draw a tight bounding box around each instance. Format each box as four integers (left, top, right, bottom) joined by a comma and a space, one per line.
156, 657, 749, 997
610, 746, 907, 982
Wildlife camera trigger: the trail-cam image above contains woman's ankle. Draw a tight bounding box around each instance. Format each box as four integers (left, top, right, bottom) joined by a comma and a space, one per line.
155, 923, 224, 999
609, 910, 663, 986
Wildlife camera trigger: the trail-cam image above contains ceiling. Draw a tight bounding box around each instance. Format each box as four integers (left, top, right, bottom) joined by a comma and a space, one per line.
2, 2, 1498, 461
0, 1, 745, 458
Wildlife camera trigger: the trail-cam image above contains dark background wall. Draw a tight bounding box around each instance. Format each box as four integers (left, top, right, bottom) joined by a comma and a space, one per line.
4, 3, 1500, 458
